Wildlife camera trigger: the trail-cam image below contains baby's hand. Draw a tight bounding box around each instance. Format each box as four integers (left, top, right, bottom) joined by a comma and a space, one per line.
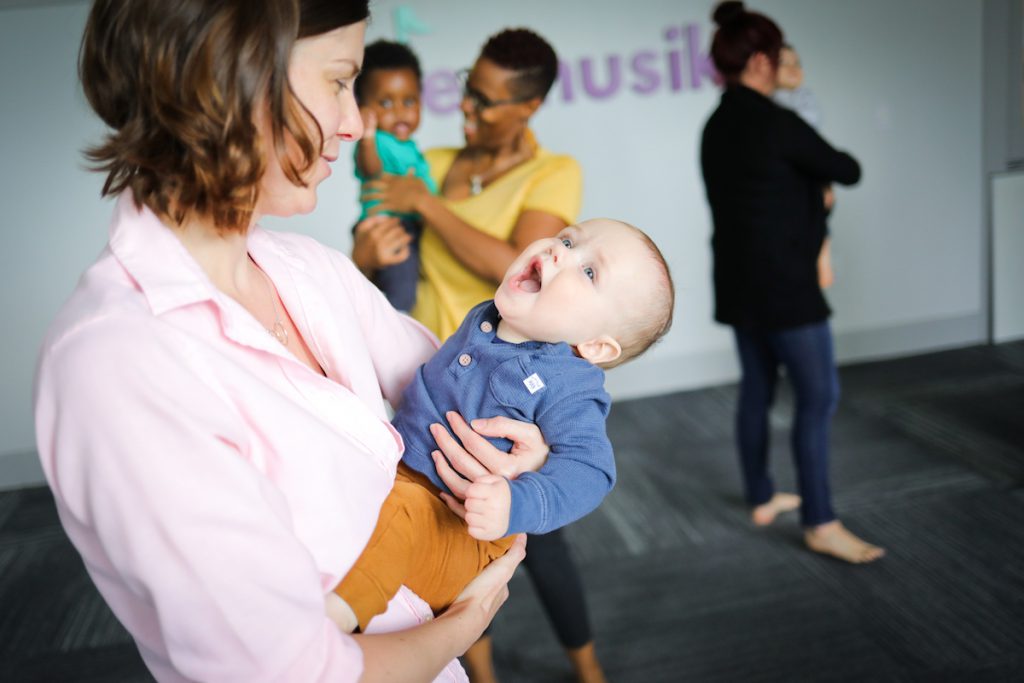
360, 108, 378, 136
462, 475, 511, 541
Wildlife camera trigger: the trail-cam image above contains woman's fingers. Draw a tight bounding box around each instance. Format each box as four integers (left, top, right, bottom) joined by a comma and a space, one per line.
439, 491, 468, 520
432, 450, 471, 499
470, 415, 549, 476
444, 412, 508, 475
360, 175, 396, 201
452, 534, 526, 613
471, 415, 545, 451
431, 421, 489, 481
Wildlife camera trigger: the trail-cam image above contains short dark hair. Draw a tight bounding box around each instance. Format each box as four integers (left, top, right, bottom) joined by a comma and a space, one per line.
79, 0, 369, 232
355, 40, 423, 103
479, 28, 559, 101
709, 1, 784, 84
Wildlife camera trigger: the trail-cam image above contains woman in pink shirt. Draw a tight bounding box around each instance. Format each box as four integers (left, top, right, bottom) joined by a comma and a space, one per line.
33, 1, 542, 680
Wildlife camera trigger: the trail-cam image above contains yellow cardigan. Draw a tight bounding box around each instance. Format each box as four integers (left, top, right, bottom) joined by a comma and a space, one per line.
412, 139, 582, 340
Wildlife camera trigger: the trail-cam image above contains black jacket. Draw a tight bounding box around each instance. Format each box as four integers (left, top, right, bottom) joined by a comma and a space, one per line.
700, 85, 861, 329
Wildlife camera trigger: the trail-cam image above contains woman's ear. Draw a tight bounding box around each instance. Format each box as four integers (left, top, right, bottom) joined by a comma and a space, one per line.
752, 52, 775, 78
575, 336, 622, 366
519, 97, 543, 119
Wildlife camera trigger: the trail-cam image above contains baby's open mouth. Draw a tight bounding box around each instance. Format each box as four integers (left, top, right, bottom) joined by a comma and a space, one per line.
512, 257, 543, 293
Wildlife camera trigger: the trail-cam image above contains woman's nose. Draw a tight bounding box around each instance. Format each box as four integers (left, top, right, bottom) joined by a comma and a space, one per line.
338, 92, 363, 142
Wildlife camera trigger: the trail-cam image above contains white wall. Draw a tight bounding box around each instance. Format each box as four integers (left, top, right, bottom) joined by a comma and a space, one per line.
0, 0, 985, 486
992, 172, 1024, 342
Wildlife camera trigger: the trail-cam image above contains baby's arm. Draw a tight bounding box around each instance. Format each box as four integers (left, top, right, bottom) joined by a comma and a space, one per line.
433, 415, 612, 538
433, 463, 512, 542
469, 392, 614, 537
354, 109, 383, 178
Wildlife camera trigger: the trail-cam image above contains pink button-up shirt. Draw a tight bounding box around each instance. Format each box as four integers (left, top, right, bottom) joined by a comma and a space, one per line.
33, 195, 466, 682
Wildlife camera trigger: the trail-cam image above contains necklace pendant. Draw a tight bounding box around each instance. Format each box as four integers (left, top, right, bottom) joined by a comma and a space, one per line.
470, 174, 483, 196
268, 321, 289, 346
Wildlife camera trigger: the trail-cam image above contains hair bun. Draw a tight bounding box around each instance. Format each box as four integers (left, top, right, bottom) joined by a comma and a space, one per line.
713, 1, 746, 26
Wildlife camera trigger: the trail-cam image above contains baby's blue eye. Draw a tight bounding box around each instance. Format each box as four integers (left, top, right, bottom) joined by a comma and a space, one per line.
561, 238, 572, 248
583, 266, 595, 280
380, 98, 393, 109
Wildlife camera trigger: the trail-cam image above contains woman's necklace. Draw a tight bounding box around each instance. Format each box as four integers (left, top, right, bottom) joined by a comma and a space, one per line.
466, 134, 537, 196
256, 264, 288, 346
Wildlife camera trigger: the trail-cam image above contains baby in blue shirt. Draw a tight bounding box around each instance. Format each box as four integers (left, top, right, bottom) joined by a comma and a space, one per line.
331, 218, 675, 632
352, 40, 436, 311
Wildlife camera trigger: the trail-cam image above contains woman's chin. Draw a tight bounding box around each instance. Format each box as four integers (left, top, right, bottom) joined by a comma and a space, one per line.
258, 191, 318, 219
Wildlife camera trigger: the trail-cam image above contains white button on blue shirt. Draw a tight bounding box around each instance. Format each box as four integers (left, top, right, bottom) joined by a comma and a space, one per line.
458, 353, 472, 367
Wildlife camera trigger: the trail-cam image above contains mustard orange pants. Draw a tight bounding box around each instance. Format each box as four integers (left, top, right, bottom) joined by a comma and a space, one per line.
334, 463, 514, 631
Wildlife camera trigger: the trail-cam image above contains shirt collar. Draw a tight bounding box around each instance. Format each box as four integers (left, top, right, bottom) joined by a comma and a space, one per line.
482, 300, 574, 356
108, 192, 219, 316
107, 192, 306, 319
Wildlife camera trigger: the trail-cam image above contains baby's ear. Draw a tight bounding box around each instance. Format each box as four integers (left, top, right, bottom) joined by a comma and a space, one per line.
576, 336, 622, 366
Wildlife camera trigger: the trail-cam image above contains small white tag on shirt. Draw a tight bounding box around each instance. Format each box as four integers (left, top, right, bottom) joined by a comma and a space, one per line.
523, 373, 545, 394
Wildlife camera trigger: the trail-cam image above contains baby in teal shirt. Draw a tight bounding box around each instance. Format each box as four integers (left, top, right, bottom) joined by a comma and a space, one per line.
353, 40, 437, 311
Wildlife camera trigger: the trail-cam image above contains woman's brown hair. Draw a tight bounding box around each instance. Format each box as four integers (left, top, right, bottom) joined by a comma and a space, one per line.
709, 1, 784, 84
80, 0, 369, 231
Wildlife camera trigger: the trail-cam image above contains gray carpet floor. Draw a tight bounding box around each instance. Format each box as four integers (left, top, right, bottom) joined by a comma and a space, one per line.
2, 342, 1023, 682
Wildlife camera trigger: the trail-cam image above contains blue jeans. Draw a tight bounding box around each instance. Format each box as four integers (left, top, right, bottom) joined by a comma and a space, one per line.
733, 321, 839, 527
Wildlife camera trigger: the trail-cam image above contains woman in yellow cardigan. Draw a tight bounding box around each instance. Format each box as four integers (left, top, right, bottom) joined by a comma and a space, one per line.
353, 27, 607, 683
353, 28, 581, 340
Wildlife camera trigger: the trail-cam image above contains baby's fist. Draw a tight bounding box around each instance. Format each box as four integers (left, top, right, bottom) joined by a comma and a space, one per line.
360, 108, 378, 135
464, 475, 512, 541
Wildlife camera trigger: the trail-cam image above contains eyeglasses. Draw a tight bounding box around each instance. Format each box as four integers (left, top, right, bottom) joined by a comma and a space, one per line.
456, 69, 530, 113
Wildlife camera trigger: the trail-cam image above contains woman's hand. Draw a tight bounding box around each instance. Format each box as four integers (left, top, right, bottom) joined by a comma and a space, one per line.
441, 533, 526, 629
429, 411, 548, 534
351, 535, 527, 682
822, 185, 835, 211
351, 215, 412, 276
431, 411, 549, 482
363, 172, 432, 215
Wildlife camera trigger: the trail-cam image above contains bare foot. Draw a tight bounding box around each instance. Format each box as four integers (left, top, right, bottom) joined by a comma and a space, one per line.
805, 520, 885, 563
751, 492, 801, 526
566, 642, 608, 683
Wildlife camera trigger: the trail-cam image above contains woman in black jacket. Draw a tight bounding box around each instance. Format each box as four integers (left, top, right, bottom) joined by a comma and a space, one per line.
701, 1, 883, 563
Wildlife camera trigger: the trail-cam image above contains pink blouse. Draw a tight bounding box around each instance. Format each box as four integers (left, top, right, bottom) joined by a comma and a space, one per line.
33, 194, 465, 682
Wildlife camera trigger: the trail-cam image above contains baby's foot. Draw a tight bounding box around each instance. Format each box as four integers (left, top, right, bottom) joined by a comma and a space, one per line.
751, 492, 801, 526
805, 520, 885, 563
325, 593, 359, 633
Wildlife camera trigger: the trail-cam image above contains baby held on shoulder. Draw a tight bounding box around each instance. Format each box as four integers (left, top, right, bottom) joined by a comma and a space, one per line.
330, 218, 675, 633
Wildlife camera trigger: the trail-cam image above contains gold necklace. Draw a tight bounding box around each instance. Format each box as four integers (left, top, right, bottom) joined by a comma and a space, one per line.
467, 133, 537, 196
255, 264, 288, 346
